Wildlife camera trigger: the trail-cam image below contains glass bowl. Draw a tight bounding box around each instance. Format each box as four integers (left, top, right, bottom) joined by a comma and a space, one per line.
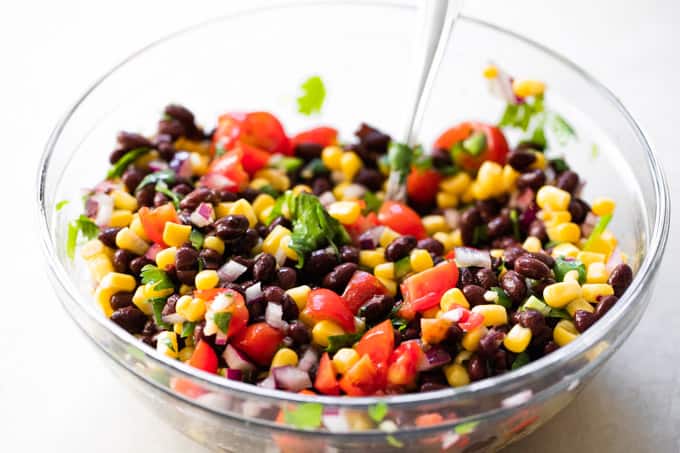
37, 2, 670, 451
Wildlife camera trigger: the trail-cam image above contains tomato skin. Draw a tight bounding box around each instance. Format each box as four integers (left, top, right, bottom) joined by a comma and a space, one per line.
345, 211, 379, 243
203, 149, 249, 192
378, 201, 426, 239
194, 288, 249, 338
235, 141, 272, 174
400, 261, 460, 315
291, 126, 338, 148
387, 340, 423, 387
213, 111, 292, 156
355, 319, 394, 364
433, 122, 509, 172
303, 289, 355, 332
339, 354, 387, 396
314, 352, 340, 395
232, 322, 285, 366
189, 340, 219, 374
406, 168, 442, 205
138, 203, 179, 246
342, 271, 388, 314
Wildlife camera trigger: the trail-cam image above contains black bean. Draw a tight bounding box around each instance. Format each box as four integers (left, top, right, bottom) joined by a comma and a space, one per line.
358, 231, 377, 250
608, 264, 633, 297
517, 309, 546, 335
312, 177, 332, 195
431, 147, 452, 168
507, 150, 536, 171
136, 184, 155, 208
157, 118, 185, 139
353, 168, 383, 191
556, 171, 580, 193
263, 286, 284, 304
164, 104, 195, 127
232, 228, 259, 255
281, 294, 299, 321
266, 216, 293, 235
525, 251, 555, 268
129, 256, 153, 276
460, 208, 482, 245
175, 269, 196, 286
420, 382, 448, 392
501, 270, 527, 302
287, 322, 311, 346
543, 341, 559, 355
457, 267, 478, 289
355, 123, 391, 153
175, 246, 199, 270
172, 183, 193, 197
339, 245, 360, 264
322, 263, 358, 292
528, 220, 548, 242
359, 294, 393, 323
276, 267, 297, 290
492, 349, 510, 375
487, 214, 512, 239
109, 148, 127, 165
595, 295, 619, 319
568, 198, 590, 224
110, 292, 133, 310
443, 324, 464, 345
475, 268, 498, 290
574, 310, 596, 332
305, 249, 338, 277
199, 248, 223, 270
179, 187, 215, 211
476, 200, 499, 222
417, 238, 444, 256
295, 143, 323, 160
478, 329, 505, 357
111, 306, 147, 334
246, 297, 266, 320
157, 141, 175, 161
112, 249, 133, 273
467, 355, 487, 381
153, 192, 170, 207
503, 246, 525, 269
532, 277, 555, 297
121, 167, 146, 193
97, 227, 120, 248
514, 255, 552, 280
385, 235, 417, 262
463, 284, 487, 307
162, 294, 179, 317
516, 169, 546, 191
253, 253, 277, 283
215, 215, 249, 240
117, 131, 152, 150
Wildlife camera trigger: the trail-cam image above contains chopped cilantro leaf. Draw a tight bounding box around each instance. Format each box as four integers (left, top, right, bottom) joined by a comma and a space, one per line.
150, 298, 171, 329
190, 229, 204, 250
387, 141, 414, 184
136, 169, 176, 193
297, 75, 326, 116
368, 402, 388, 423
283, 403, 323, 429
270, 156, 303, 173
325, 333, 362, 354
181, 322, 196, 338
462, 131, 487, 156
549, 113, 577, 145
55, 200, 69, 211
140, 264, 175, 291
213, 312, 232, 334
155, 181, 182, 208
362, 191, 382, 215
454, 421, 479, 435
511, 352, 530, 370
490, 287, 512, 309
509, 209, 520, 240
390, 317, 409, 332
549, 158, 570, 172
66, 215, 99, 260
106, 147, 150, 179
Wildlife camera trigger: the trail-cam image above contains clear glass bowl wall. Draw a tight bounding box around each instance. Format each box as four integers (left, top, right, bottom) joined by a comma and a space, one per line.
38, 2, 669, 452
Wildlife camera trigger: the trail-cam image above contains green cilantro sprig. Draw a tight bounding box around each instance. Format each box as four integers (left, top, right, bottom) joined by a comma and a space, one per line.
499, 94, 576, 148
213, 312, 232, 334
155, 181, 182, 208
283, 403, 323, 429
368, 402, 388, 423
325, 333, 362, 354
55, 200, 69, 211
66, 215, 99, 260
106, 147, 150, 179
297, 75, 326, 116
136, 169, 176, 193
140, 264, 175, 291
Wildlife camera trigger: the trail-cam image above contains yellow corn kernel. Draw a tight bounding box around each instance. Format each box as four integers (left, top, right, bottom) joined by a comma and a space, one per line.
332, 348, 360, 374
286, 285, 311, 311
490, 249, 504, 259
156, 331, 179, 358
433, 232, 455, 252
129, 213, 149, 242
563, 269, 580, 283
95, 287, 115, 317
592, 197, 616, 217
512, 79, 546, 97
436, 192, 459, 209
176, 295, 206, 322
482, 64, 499, 79
179, 284, 193, 296
585, 230, 617, 257
203, 236, 225, 255
134, 149, 158, 168
444, 363, 470, 387
502, 164, 520, 192
312, 320, 345, 347
421, 318, 452, 344
195, 270, 219, 290
328, 201, 361, 225
229, 199, 257, 228
474, 161, 504, 200
262, 225, 292, 255
530, 151, 546, 170
254, 169, 290, 192
566, 298, 595, 317
321, 145, 343, 170
547, 222, 581, 244
155, 246, 177, 270
292, 184, 313, 195
215, 202, 235, 219
131, 285, 152, 315
340, 151, 362, 181
454, 350, 473, 365
542, 210, 572, 227
422, 215, 449, 235
271, 348, 299, 369
100, 272, 137, 293
410, 249, 433, 273
450, 229, 463, 247
577, 251, 606, 266
80, 239, 110, 260
422, 306, 440, 319
173, 322, 184, 336
503, 324, 532, 353
249, 177, 270, 190
586, 262, 608, 284
374, 262, 395, 280
174, 137, 210, 155
471, 304, 508, 327
252, 193, 275, 218
87, 254, 114, 283
144, 281, 174, 299
377, 277, 397, 296
440, 172, 472, 195
332, 181, 350, 200
279, 235, 299, 261
379, 227, 401, 248
536, 186, 571, 211
162, 223, 192, 248
522, 236, 542, 253
115, 227, 149, 255
582, 283, 614, 303
109, 209, 133, 228
461, 184, 476, 203
359, 248, 386, 269
440, 288, 470, 311
461, 326, 488, 352
189, 152, 210, 176
551, 243, 580, 258
178, 346, 195, 362
553, 320, 579, 347
543, 281, 582, 308
111, 189, 138, 211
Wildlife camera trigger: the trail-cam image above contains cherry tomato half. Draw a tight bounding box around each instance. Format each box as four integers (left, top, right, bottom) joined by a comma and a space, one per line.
314, 352, 340, 395
433, 122, 509, 172
194, 288, 249, 339
290, 126, 338, 149
232, 322, 285, 366
339, 354, 387, 396
400, 261, 460, 315
355, 319, 394, 364
406, 168, 442, 205
138, 203, 179, 246
189, 340, 219, 374
202, 149, 250, 192
213, 112, 292, 156
387, 340, 423, 387
378, 201, 426, 239
342, 271, 388, 314
302, 289, 355, 332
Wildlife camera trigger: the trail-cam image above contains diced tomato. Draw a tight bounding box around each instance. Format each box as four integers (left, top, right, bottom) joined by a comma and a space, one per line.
290, 126, 338, 148
138, 203, 179, 245
378, 201, 426, 239
171, 377, 207, 399
387, 340, 422, 387
338, 354, 387, 396
194, 288, 249, 338
433, 122, 509, 172
314, 352, 340, 395
406, 168, 442, 205
213, 111, 292, 156
203, 149, 249, 192
355, 319, 394, 364
232, 322, 285, 366
302, 289, 355, 332
459, 310, 484, 332
400, 261, 459, 314
234, 141, 272, 174
415, 413, 444, 427
345, 211, 379, 243
188, 340, 219, 374
342, 271, 388, 314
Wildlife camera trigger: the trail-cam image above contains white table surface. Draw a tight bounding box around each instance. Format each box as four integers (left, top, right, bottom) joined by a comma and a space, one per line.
2, 0, 678, 451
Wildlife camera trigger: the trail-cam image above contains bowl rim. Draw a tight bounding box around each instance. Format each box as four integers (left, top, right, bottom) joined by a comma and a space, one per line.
37, 0, 671, 416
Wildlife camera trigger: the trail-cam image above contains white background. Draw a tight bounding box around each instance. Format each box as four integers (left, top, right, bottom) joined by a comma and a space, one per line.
1, 0, 678, 451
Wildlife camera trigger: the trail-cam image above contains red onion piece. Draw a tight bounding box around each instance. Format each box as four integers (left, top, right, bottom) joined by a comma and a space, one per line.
217, 260, 247, 283
417, 346, 452, 371
442, 307, 466, 323
225, 369, 243, 381
519, 203, 539, 231
298, 348, 319, 373
245, 282, 263, 302
265, 302, 288, 331
271, 366, 312, 392
215, 332, 228, 345
91, 193, 113, 227
148, 159, 169, 172
454, 247, 492, 269
145, 243, 163, 261
318, 191, 336, 207
223, 344, 256, 372
257, 374, 276, 389
200, 173, 236, 191
190, 202, 215, 227
581, 212, 599, 238
443, 209, 461, 230
162, 313, 184, 324
170, 151, 192, 179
